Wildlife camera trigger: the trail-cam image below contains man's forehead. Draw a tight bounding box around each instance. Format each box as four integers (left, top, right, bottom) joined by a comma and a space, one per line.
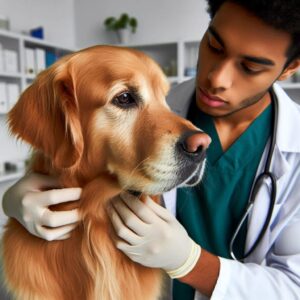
210, 2, 292, 63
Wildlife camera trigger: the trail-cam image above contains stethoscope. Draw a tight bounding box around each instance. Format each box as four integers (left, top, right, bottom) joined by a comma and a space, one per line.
229, 87, 279, 261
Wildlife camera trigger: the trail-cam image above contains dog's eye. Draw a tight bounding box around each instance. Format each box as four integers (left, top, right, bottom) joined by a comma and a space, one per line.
113, 92, 137, 108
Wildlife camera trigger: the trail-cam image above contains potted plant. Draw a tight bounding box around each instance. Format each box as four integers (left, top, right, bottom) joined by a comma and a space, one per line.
104, 13, 138, 44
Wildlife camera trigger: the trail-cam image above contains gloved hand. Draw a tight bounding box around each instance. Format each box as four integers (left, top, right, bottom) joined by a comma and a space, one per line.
108, 192, 201, 278
2, 172, 81, 241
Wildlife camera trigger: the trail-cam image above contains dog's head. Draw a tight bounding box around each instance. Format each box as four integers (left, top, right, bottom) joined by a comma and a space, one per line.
9, 45, 210, 194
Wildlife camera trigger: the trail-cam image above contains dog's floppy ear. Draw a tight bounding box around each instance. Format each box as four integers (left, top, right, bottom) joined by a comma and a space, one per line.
8, 57, 83, 170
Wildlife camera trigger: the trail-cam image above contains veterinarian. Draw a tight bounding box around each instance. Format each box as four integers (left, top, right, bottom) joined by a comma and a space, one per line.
3, 0, 300, 299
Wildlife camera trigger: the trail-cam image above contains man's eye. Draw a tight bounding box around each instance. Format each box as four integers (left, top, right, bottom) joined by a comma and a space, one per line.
241, 63, 263, 75
207, 41, 223, 54
113, 92, 137, 108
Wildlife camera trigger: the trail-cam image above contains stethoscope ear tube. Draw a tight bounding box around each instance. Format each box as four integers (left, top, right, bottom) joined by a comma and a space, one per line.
229, 88, 278, 261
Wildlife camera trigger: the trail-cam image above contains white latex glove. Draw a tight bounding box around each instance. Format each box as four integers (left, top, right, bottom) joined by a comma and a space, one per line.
2, 172, 81, 241
109, 192, 201, 278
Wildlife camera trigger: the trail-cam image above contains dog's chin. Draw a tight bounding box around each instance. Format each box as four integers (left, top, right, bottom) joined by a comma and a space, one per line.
122, 160, 206, 196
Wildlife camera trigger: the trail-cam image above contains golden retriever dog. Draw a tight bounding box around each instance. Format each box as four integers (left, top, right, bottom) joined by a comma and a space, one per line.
2, 45, 209, 300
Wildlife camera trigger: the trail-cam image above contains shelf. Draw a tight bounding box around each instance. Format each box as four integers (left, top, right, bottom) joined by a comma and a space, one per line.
0, 28, 75, 52
23, 36, 75, 52
0, 29, 20, 41
0, 71, 22, 79
122, 41, 178, 48
0, 170, 25, 183
183, 76, 195, 81
25, 74, 36, 80
168, 76, 180, 83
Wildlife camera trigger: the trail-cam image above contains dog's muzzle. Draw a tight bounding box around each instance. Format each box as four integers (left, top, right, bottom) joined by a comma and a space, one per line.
175, 130, 210, 186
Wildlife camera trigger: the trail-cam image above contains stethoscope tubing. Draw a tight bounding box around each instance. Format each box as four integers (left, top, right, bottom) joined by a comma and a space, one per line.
229, 87, 278, 261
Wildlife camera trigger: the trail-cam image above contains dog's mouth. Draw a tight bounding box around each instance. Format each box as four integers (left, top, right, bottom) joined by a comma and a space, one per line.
119, 156, 206, 196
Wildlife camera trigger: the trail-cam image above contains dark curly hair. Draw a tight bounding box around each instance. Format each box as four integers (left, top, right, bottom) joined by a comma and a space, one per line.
206, 0, 300, 65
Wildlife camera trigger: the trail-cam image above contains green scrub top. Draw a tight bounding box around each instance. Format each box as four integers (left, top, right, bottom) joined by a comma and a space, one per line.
173, 97, 272, 299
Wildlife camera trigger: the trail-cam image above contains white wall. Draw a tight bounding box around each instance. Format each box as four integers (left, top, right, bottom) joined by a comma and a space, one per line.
74, 0, 210, 48
0, 0, 210, 49
0, 0, 76, 48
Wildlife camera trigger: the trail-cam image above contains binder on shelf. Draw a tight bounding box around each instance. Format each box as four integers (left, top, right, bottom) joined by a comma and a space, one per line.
0, 81, 8, 113
25, 48, 35, 74
3, 49, 18, 73
46, 51, 58, 67
35, 48, 46, 74
7, 83, 20, 110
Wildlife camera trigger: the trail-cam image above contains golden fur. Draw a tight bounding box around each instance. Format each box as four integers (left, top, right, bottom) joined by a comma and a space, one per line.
2, 45, 204, 299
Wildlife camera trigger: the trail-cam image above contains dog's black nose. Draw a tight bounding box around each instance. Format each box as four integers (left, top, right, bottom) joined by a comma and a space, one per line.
177, 130, 211, 161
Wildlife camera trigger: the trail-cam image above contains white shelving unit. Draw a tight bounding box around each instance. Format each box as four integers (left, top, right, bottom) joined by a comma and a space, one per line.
127, 40, 300, 103
126, 40, 199, 85
0, 29, 74, 94
0, 29, 74, 183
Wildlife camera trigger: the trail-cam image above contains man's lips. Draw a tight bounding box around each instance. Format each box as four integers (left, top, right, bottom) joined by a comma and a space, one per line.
198, 88, 227, 108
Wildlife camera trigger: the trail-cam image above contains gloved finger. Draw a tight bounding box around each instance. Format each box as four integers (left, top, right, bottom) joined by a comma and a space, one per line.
108, 204, 142, 245
41, 209, 80, 227
35, 223, 78, 241
120, 192, 159, 224
144, 196, 174, 221
37, 188, 82, 206
110, 197, 150, 235
116, 240, 143, 256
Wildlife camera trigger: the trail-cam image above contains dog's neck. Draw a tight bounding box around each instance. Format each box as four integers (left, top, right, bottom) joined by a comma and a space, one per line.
30, 152, 121, 215
31, 152, 161, 220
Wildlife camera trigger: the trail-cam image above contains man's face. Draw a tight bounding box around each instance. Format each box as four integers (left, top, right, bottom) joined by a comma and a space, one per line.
196, 2, 292, 118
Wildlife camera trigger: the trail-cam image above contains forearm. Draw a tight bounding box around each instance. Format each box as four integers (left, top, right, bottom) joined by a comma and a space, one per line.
179, 248, 220, 297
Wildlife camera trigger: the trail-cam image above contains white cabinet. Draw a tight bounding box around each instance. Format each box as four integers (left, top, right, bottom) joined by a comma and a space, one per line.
0, 29, 74, 183
128, 40, 300, 103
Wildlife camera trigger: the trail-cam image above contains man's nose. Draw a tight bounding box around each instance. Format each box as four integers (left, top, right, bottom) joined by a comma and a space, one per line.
208, 60, 233, 90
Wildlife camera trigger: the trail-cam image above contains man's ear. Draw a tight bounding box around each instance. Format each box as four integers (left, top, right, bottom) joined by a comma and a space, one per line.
278, 58, 300, 81
8, 56, 84, 171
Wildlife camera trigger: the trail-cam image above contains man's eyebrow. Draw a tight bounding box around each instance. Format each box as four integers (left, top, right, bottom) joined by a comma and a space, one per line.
208, 25, 275, 66
208, 26, 225, 47
243, 56, 275, 66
